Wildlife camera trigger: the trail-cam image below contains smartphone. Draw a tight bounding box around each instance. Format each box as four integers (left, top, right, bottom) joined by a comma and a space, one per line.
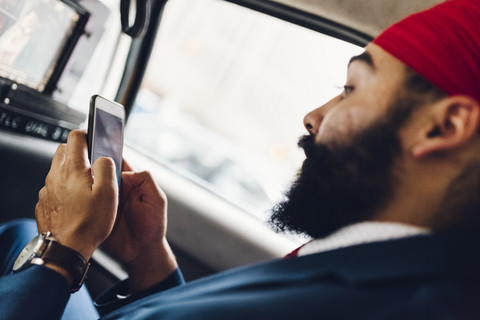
87, 95, 125, 188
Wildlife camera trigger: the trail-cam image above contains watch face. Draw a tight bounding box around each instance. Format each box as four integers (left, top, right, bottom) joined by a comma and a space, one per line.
13, 234, 46, 272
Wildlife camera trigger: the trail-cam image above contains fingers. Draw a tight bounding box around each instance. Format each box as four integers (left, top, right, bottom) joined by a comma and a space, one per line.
122, 158, 134, 172
35, 187, 47, 228
51, 143, 66, 169
47, 130, 89, 186
65, 130, 89, 170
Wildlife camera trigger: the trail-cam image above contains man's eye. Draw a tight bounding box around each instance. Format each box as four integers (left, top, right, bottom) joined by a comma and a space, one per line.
342, 85, 354, 98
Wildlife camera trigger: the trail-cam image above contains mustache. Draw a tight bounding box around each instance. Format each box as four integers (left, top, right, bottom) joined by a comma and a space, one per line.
298, 134, 316, 158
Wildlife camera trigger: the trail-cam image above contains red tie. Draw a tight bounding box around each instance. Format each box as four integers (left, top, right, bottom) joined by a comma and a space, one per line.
284, 245, 304, 259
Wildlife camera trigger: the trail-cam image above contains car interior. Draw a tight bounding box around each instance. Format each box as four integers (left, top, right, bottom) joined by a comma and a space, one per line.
0, 0, 442, 300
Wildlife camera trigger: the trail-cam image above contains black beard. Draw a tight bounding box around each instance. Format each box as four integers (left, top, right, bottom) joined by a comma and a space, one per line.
268, 104, 412, 239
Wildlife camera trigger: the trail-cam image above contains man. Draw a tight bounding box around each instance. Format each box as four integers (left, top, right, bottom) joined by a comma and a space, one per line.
1, 0, 480, 318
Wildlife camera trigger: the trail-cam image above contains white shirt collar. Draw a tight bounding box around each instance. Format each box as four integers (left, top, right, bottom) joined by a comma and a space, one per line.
298, 221, 431, 257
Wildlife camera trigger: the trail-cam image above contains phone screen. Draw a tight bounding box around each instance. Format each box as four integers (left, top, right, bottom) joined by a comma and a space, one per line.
88, 95, 125, 187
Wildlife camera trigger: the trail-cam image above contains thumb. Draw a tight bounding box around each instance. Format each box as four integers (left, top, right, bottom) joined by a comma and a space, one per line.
92, 157, 118, 199
122, 171, 165, 203
122, 170, 150, 187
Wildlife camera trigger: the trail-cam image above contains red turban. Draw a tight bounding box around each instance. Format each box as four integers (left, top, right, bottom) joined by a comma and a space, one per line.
373, 0, 480, 102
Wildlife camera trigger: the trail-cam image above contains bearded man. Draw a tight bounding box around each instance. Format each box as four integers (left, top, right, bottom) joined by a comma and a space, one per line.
1, 0, 480, 319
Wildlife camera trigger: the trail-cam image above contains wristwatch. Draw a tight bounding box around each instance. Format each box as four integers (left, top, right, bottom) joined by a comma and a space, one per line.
13, 232, 90, 293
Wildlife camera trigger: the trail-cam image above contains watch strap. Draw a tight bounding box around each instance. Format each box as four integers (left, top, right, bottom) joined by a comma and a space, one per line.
38, 238, 90, 292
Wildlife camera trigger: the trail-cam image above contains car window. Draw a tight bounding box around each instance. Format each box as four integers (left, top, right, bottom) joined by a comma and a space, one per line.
125, 0, 363, 219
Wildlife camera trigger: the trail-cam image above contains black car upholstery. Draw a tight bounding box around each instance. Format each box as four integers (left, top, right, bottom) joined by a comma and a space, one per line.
0, 129, 57, 223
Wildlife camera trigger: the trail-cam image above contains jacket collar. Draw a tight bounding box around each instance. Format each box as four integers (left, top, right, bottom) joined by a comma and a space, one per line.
298, 222, 430, 256
234, 231, 480, 287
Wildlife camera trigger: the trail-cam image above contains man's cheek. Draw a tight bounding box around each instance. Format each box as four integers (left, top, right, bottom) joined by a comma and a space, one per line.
317, 108, 360, 144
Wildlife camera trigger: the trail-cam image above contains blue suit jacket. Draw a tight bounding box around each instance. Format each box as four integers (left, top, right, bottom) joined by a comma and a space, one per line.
2, 231, 480, 319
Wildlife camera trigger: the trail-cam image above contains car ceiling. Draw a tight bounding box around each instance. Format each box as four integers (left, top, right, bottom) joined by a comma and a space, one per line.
270, 0, 444, 37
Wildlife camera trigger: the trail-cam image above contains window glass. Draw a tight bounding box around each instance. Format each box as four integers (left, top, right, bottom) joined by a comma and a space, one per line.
53, 0, 122, 114
125, 0, 363, 218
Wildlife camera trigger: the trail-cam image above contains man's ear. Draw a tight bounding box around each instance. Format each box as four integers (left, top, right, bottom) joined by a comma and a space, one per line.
411, 96, 480, 158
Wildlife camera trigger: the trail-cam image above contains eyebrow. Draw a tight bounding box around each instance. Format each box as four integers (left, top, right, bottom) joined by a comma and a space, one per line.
348, 51, 375, 69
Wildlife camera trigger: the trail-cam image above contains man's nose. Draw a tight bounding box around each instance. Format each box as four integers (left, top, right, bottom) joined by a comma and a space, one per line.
303, 107, 324, 135
303, 96, 337, 135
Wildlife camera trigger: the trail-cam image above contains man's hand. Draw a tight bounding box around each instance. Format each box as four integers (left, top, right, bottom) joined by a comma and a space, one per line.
36, 130, 118, 262
102, 161, 178, 293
